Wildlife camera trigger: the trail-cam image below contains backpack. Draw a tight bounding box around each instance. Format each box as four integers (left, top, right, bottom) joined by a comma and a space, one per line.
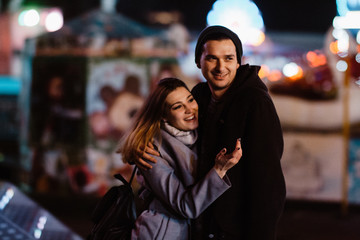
87, 167, 137, 240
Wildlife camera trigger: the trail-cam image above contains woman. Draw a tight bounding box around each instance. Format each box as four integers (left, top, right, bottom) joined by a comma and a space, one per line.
119, 78, 242, 240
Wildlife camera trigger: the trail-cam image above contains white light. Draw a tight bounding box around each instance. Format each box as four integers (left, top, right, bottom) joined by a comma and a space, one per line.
356, 53, 360, 63
207, 0, 265, 46
336, 60, 348, 72
23, 9, 40, 27
357, 30, 360, 44
0, 188, 14, 210
34, 229, 42, 239
333, 11, 360, 29
338, 32, 350, 52
355, 78, 360, 86
37, 216, 47, 229
44, 10, 63, 32
332, 28, 348, 39
283, 62, 299, 77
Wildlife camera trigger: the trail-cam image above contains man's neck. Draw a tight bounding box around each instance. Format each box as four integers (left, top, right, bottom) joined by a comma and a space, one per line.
210, 88, 227, 101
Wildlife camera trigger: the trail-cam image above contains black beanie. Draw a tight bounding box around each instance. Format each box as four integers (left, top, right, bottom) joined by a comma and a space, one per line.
195, 25, 243, 65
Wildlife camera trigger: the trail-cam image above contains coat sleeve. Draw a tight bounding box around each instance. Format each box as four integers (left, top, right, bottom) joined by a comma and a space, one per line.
139, 155, 231, 219
245, 93, 286, 239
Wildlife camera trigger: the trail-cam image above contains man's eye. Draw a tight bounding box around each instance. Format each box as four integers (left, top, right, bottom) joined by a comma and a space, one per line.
206, 56, 216, 60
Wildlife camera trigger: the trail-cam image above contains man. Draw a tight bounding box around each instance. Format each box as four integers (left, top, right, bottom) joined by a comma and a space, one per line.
191, 25, 285, 240
137, 25, 286, 239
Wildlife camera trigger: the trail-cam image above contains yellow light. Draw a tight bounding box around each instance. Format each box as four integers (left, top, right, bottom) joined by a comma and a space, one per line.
306, 51, 327, 67
329, 41, 339, 54
268, 70, 282, 82
288, 66, 303, 81
258, 64, 270, 79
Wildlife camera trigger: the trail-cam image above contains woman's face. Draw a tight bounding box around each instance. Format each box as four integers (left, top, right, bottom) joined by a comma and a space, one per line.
164, 87, 199, 131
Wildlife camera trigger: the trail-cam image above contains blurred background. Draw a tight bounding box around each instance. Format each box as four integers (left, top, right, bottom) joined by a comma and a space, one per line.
1, 0, 360, 239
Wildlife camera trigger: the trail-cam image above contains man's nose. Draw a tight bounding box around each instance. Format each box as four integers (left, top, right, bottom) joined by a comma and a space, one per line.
215, 60, 225, 71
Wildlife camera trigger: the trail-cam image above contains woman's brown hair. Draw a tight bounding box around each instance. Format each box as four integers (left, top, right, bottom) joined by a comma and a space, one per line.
118, 78, 189, 163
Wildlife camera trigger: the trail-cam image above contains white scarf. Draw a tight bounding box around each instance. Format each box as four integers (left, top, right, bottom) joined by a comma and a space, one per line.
162, 121, 198, 146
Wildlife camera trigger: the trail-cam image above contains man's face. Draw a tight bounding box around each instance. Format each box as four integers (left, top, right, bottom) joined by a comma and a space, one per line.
197, 39, 240, 99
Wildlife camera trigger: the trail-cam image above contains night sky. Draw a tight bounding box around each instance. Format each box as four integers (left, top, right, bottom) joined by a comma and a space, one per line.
4, 0, 338, 33
113, 0, 338, 33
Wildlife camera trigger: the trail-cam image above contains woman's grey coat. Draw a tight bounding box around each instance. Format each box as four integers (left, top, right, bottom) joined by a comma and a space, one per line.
131, 129, 231, 240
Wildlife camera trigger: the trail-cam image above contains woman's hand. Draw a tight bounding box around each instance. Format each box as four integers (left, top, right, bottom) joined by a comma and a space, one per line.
214, 138, 242, 178
134, 142, 160, 170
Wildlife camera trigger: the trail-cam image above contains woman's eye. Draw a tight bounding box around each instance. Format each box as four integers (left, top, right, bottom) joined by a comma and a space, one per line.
189, 98, 194, 103
172, 105, 182, 110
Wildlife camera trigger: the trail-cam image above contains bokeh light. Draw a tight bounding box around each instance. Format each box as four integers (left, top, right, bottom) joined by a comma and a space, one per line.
44, 9, 63, 32
207, 0, 265, 46
306, 51, 327, 67
356, 53, 360, 63
336, 0, 360, 16
18, 9, 40, 27
336, 60, 348, 71
283, 62, 304, 81
258, 64, 270, 79
267, 70, 282, 82
333, 11, 360, 29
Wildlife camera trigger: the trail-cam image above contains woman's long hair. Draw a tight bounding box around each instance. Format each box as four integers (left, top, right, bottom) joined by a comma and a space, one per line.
119, 78, 189, 163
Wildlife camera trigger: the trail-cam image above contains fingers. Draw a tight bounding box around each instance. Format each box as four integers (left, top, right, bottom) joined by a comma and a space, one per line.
235, 138, 241, 150
216, 148, 227, 160
145, 142, 160, 157
142, 152, 157, 163
135, 157, 153, 170
230, 138, 241, 154
148, 142, 155, 148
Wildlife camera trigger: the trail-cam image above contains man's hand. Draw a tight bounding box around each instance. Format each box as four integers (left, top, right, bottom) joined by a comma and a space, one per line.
134, 142, 160, 170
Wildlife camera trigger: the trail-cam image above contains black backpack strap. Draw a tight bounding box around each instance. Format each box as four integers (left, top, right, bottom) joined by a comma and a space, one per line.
129, 165, 137, 184
114, 166, 138, 187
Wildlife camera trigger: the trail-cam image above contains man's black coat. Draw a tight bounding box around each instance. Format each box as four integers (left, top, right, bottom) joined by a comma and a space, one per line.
192, 64, 286, 240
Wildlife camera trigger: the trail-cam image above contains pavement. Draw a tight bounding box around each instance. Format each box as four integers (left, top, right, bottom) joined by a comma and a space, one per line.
29, 193, 360, 240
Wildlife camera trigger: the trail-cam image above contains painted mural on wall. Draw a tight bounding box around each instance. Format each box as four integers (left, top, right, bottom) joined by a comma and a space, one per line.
28, 57, 149, 196
29, 56, 87, 194
282, 132, 344, 201
85, 58, 148, 195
